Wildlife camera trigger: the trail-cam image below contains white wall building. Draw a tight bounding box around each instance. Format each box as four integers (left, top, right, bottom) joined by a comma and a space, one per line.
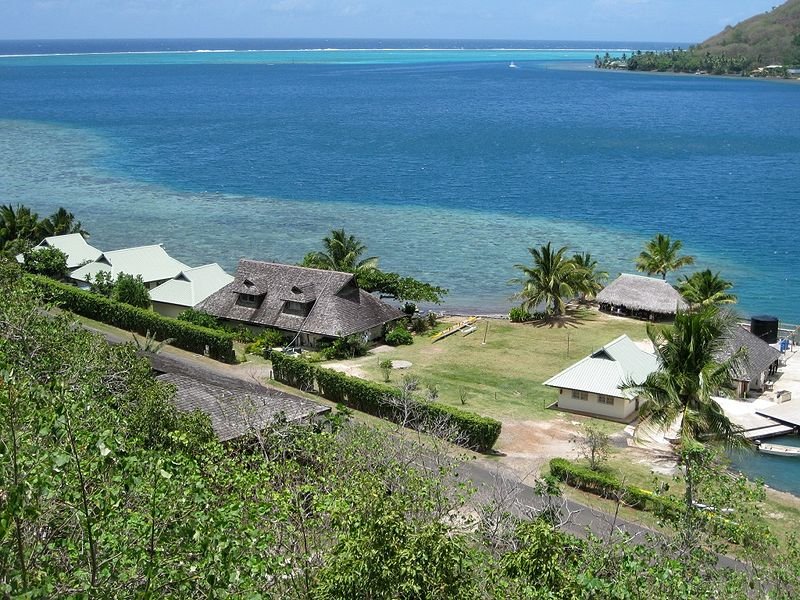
543, 335, 658, 422
70, 244, 190, 290
150, 263, 234, 318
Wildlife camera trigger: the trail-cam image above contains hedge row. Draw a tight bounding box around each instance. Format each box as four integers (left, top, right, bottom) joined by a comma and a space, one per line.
30, 275, 237, 363
549, 458, 682, 518
271, 352, 502, 452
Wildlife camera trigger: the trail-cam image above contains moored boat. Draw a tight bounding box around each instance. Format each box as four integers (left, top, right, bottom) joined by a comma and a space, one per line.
756, 442, 800, 457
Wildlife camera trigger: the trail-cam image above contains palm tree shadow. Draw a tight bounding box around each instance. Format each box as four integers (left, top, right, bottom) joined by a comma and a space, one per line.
531, 307, 594, 329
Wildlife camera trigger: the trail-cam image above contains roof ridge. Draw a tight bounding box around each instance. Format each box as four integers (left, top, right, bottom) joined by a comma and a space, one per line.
239, 258, 355, 278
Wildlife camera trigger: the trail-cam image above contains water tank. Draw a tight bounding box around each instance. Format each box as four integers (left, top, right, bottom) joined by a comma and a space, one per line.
751, 315, 779, 344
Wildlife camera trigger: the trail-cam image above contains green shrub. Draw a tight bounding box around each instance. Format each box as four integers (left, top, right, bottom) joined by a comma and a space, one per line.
320, 334, 368, 360
178, 308, 256, 343
22, 246, 68, 280
508, 306, 532, 323
409, 317, 429, 334
87, 270, 116, 297
178, 307, 220, 329
549, 458, 683, 517
29, 275, 236, 363
385, 325, 413, 346
379, 359, 393, 382
270, 352, 501, 451
112, 273, 151, 309
225, 324, 258, 343
245, 328, 287, 355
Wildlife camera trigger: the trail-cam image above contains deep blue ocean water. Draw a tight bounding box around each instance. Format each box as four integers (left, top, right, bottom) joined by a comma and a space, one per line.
1, 38, 799, 493
0, 38, 798, 322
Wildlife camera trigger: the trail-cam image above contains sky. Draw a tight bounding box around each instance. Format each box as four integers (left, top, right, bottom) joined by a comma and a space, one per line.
0, 0, 784, 43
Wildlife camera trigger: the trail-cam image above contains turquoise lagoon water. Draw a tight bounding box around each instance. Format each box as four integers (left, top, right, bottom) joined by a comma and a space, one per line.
729, 436, 800, 496
0, 39, 799, 320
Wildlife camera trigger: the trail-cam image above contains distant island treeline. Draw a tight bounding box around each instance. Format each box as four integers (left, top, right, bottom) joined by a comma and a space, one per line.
597, 0, 800, 76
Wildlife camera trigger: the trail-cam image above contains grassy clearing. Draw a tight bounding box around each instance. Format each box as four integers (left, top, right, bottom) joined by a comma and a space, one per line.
348, 308, 650, 422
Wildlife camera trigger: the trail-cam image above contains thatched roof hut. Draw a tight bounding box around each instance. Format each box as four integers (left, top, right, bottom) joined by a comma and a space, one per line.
597, 273, 687, 320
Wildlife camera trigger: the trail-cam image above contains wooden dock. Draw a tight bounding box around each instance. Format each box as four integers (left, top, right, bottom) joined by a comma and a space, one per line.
743, 423, 795, 441
756, 399, 800, 429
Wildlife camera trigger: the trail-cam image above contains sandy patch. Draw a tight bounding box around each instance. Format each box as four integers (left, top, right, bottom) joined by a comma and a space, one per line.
487, 417, 582, 480
325, 363, 368, 379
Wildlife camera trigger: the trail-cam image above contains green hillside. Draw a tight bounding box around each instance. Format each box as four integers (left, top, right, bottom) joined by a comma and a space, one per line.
697, 0, 800, 66
597, 0, 800, 74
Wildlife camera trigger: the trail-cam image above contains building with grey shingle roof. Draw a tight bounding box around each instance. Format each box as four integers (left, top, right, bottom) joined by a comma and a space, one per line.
543, 334, 658, 421
158, 372, 330, 442
597, 273, 688, 321
197, 259, 404, 346
719, 325, 781, 397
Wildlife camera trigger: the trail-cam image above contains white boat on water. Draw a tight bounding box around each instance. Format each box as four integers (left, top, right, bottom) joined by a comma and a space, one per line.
756, 442, 800, 457
508, 61, 518, 69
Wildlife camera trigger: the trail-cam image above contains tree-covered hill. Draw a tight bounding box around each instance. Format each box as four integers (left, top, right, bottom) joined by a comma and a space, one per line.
698, 0, 800, 66
597, 0, 800, 74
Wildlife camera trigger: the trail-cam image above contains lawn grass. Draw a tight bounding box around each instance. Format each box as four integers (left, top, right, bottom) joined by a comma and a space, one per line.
349, 308, 650, 422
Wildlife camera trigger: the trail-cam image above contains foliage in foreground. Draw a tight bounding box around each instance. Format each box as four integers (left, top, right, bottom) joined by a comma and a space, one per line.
1, 261, 798, 598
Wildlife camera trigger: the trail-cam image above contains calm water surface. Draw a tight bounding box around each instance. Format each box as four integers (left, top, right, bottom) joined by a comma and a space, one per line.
0, 39, 798, 320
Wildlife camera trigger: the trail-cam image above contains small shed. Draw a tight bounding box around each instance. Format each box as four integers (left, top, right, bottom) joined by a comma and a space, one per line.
597, 273, 688, 321
718, 325, 781, 398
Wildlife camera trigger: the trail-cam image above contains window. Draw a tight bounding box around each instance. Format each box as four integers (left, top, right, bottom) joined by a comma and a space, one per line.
571, 390, 588, 401
283, 300, 311, 317
237, 293, 261, 308
598, 395, 615, 405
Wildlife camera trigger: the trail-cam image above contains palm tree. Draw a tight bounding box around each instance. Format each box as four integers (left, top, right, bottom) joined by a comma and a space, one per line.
622, 307, 746, 543
512, 242, 581, 316
571, 252, 608, 302
677, 269, 737, 308
303, 229, 379, 275
635, 233, 695, 280
39, 207, 88, 238
626, 306, 744, 445
0, 204, 41, 254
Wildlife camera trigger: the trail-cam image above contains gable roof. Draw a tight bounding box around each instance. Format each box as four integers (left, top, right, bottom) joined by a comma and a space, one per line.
152, 366, 329, 442
27, 233, 103, 270
149, 263, 234, 308
70, 244, 190, 285
197, 259, 404, 338
719, 325, 781, 382
597, 273, 688, 315
543, 334, 659, 398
